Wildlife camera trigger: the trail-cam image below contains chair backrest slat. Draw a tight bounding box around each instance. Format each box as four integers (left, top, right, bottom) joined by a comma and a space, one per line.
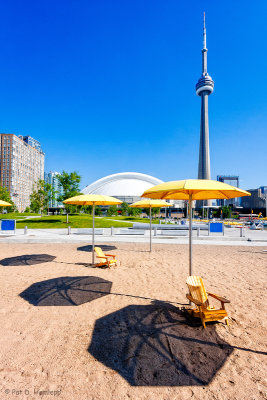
186, 276, 208, 305
94, 247, 106, 263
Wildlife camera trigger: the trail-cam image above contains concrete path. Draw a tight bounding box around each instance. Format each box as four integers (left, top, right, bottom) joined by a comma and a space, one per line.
0, 228, 266, 246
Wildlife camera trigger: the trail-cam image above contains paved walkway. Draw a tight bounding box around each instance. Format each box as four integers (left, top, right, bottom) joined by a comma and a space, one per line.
0, 228, 266, 246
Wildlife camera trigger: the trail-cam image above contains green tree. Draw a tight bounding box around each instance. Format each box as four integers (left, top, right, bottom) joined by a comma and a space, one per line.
120, 202, 129, 216
107, 205, 118, 216
128, 207, 142, 217
82, 205, 93, 214
212, 208, 220, 218
95, 206, 102, 216
57, 171, 81, 200
57, 171, 81, 214
214, 206, 231, 219
30, 180, 55, 214
144, 208, 150, 217
0, 185, 16, 212
143, 207, 160, 218
222, 205, 231, 219
151, 207, 160, 217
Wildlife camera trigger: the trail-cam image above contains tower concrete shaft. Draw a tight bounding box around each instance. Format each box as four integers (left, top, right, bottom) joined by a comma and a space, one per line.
198, 93, 211, 179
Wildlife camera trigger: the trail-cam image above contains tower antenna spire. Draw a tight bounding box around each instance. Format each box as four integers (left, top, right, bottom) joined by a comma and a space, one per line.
203, 12, 207, 50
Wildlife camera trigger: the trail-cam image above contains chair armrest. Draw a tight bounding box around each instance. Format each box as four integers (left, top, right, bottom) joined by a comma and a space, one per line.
186, 294, 204, 306
105, 254, 116, 258
207, 292, 230, 303
96, 255, 108, 260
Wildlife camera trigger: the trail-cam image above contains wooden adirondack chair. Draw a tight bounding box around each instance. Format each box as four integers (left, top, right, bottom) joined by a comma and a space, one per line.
94, 247, 118, 268
186, 276, 230, 328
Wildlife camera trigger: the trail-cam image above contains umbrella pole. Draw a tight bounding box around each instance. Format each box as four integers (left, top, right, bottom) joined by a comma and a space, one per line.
92, 203, 95, 265
149, 206, 152, 252
189, 194, 192, 276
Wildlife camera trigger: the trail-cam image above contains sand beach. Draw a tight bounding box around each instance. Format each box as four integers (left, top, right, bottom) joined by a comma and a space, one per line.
0, 242, 266, 400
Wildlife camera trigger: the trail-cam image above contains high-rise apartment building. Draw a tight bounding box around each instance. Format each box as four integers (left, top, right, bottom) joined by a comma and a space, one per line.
241, 187, 267, 211
44, 171, 64, 208
0, 134, 45, 212
18, 135, 42, 152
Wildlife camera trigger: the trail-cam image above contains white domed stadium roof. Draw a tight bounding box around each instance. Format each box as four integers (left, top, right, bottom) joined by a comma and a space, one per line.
81, 172, 163, 202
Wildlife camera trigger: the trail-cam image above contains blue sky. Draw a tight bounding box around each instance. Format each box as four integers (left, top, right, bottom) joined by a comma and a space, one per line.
0, 0, 266, 190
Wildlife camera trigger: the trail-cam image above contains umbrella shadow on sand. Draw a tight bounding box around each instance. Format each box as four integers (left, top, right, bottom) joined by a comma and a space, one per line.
0, 254, 56, 266
88, 301, 244, 386
77, 245, 117, 252
20, 276, 112, 306
77, 244, 149, 254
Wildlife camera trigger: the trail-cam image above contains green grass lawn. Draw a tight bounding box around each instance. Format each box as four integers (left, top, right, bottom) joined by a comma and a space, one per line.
0, 213, 160, 229
15, 215, 133, 229
0, 212, 40, 220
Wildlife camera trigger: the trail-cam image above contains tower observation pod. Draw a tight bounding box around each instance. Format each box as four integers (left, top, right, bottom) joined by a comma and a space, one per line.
196, 13, 214, 183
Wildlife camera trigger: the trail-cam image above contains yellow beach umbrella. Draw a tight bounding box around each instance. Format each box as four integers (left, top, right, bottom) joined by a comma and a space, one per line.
0, 200, 12, 207
142, 179, 251, 275
64, 194, 122, 264
129, 199, 172, 252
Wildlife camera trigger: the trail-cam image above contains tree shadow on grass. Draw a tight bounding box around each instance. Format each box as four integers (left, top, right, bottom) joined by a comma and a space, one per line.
0, 254, 56, 266
20, 276, 112, 306
17, 219, 62, 224
88, 301, 265, 386
77, 245, 117, 252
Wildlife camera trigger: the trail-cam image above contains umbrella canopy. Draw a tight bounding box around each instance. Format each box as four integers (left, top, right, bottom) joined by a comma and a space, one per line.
129, 199, 171, 252
0, 200, 12, 207
64, 194, 122, 264
63, 194, 123, 206
129, 199, 172, 208
142, 179, 251, 274
142, 179, 250, 201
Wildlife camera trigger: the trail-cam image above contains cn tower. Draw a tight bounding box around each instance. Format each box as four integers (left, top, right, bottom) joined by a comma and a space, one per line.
196, 13, 214, 182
